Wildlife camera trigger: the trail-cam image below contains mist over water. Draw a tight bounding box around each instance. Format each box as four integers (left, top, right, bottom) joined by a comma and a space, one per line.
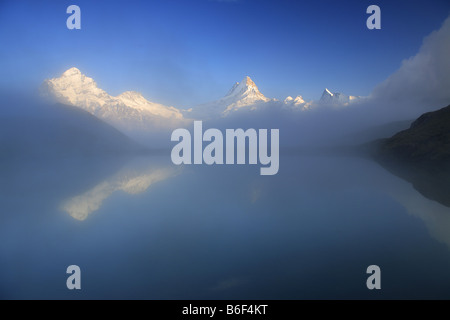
2, 146, 450, 299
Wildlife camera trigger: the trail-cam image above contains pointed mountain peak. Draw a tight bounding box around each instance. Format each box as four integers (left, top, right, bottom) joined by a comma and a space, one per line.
284, 96, 294, 102
226, 76, 261, 97
42, 67, 101, 106
188, 75, 271, 118
243, 76, 256, 88
319, 88, 359, 105
323, 88, 333, 96
55, 67, 97, 87
293, 95, 305, 104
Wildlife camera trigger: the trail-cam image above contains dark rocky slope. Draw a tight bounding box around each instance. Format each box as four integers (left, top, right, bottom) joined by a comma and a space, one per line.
374, 104, 450, 207
376, 104, 450, 163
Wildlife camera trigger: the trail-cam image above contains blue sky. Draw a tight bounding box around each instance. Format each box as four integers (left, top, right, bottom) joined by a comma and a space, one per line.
0, 0, 449, 107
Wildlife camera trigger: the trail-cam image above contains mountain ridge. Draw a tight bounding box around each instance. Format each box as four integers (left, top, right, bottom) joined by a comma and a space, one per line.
40, 67, 186, 135
42, 67, 361, 126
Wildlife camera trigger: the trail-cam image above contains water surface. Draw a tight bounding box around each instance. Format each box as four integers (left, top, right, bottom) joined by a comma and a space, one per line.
1, 154, 450, 299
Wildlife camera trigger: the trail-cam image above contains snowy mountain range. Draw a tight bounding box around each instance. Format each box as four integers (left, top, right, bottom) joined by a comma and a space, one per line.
41, 67, 186, 135
183, 76, 314, 119
41, 68, 359, 135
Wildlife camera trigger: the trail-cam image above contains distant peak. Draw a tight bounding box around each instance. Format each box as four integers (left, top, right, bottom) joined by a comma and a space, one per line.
294, 95, 305, 103
319, 88, 359, 106
243, 76, 256, 87
323, 88, 333, 96
226, 76, 261, 97
45, 67, 97, 93
62, 67, 82, 77
284, 95, 306, 105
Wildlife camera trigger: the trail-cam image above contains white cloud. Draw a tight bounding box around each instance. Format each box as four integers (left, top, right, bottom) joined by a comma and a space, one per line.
371, 15, 450, 118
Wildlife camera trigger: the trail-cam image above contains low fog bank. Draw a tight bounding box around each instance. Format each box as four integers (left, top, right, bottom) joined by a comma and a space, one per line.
0, 91, 146, 164
197, 99, 434, 149
0, 92, 156, 206
2, 86, 449, 161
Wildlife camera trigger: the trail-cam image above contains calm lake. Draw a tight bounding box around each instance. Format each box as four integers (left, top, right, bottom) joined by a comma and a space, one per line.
1, 153, 450, 299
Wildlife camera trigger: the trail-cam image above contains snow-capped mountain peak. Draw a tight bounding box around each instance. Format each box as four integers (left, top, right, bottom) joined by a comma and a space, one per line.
226, 76, 264, 98
284, 95, 306, 105
59, 67, 97, 88
42, 68, 108, 108
184, 76, 272, 119
284, 96, 295, 106
283, 95, 310, 111
242, 76, 258, 90
321, 88, 335, 100
319, 88, 360, 106
41, 67, 185, 135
